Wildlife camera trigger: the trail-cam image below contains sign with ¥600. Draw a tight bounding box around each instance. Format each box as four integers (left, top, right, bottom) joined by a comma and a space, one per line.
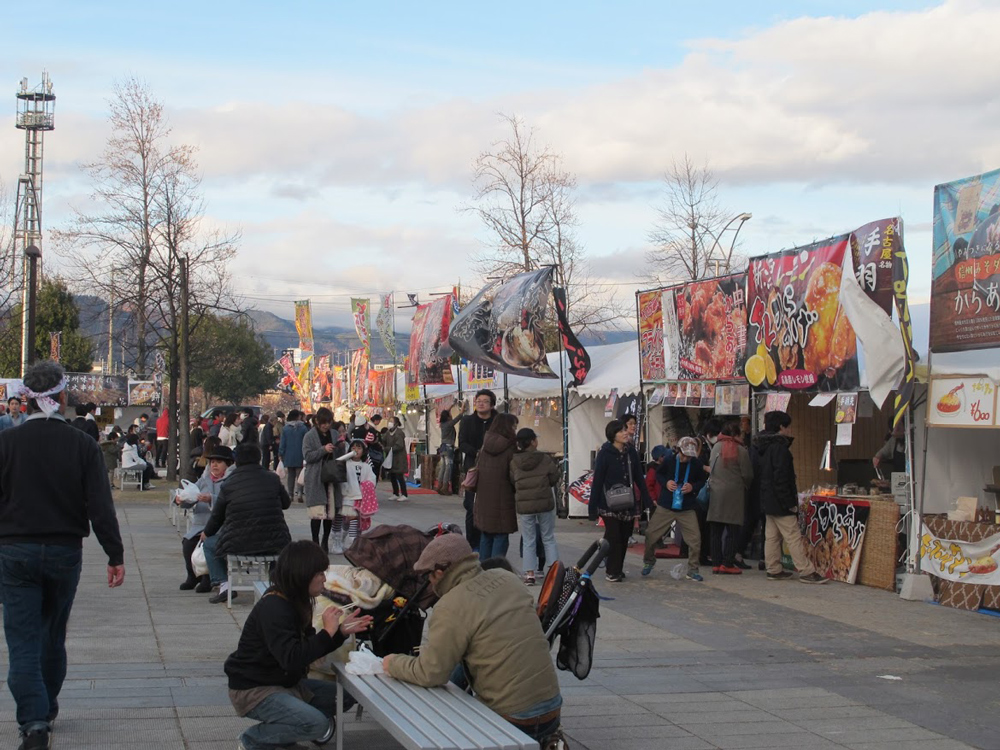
927, 374, 997, 428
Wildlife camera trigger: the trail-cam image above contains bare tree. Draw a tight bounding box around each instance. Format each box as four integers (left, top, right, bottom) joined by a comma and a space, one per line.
466, 113, 623, 336
646, 155, 743, 284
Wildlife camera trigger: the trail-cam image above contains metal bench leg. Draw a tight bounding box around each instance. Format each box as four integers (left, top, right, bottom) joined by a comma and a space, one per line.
336, 677, 343, 750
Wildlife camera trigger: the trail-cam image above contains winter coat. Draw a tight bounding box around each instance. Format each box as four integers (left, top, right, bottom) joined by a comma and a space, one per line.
121, 442, 147, 470
156, 410, 169, 440
301, 427, 345, 509
509, 449, 559, 515
240, 414, 259, 445
385, 556, 560, 717
473, 432, 517, 534
71, 416, 100, 442
278, 421, 308, 468
655, 453, 707, 512
459, 411, 495, 470
754, 432, 798, 516
706, 438, 753, 525
339, 456, 376, 506
589, 442, 651, 520
219, 424, 239, 449
203, 463, 291, 556
383, 427, 407, 474
180, 464, 234, 539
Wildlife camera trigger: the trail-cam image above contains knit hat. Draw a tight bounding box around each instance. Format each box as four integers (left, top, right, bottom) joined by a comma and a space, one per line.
414, 534, 475, 573
651, 445, 669, 461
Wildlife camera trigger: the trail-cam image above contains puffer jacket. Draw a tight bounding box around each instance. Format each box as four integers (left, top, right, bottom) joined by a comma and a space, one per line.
385, 556, 560, 716
754, 432, 798, 516
203, 463, 291, 556
589, 441, 652, 520
509, 449, 559, 515
473, 432, 517, 534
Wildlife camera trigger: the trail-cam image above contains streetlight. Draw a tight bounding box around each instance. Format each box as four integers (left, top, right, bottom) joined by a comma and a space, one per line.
703, 212, 752, 276
24, 244, 41, 367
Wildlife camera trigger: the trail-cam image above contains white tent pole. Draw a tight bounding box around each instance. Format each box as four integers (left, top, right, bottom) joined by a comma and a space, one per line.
916, 350, 933, 574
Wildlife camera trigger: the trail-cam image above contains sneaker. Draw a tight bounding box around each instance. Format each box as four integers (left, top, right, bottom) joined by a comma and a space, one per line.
641, 562, 654, 576
209, 588, 236, 604
389, 495, 400, 502
313, 718, 335, 745
143, 484, 156, 490
686, 571, 703, 582
18, 729, 49, 750
523, 572, 536, 586
767, 570, 794, 581
605, 573, 624, 583
719, 566, 743, 575
396, 495, 409, 502
799, 572, 829, 584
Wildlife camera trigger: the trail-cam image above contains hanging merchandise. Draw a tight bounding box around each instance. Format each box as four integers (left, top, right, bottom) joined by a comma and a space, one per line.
376, 293, 395, 359
408, 296, 455, 385
351, 298, 372, 357
448, 268, 557, 378
553, 287, 591, 385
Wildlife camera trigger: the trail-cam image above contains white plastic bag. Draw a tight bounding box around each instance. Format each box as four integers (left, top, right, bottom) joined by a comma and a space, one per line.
175, 479, 200, 504
383, 449, 394, 472
275, 459, 287, 481
345, 643, 384, 675
296, 466, 306, 487
191, 540, 209, 577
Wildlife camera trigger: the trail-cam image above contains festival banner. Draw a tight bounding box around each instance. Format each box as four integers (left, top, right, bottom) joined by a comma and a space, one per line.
408, 296, 455, 385
553, 286, 590, 386
127, 380, 158, 406
368, 369, 395, 407
802, 496, 870, 584
466, 362, 496, 388
298, 355, 313, 413
927, 375, 997, 428
568, 471, 594, 505
49, 331, 61, 362
65, 373, 129, 407
376, 293, 395, 360
849, 218, 899, 313
332, 365, 343, 407
892, 226, 916, 428
637, 290, 666, 381
278, 354, 301, 394
661, 288, 681, 380
294, 300, 314, 356
920, 524, 1000, 585
349, 349, 369, 405
930, 168, 1000, 352
313, 355, 332, 404
351, 298, 372, 357
746, 236, 860, 391
674, 273, 748, 380
449, 268, 556, 378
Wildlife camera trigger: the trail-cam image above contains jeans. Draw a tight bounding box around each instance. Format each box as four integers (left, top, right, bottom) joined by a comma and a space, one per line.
463, 489, 481, 552
479, 532, 509, 561
436, 443, 454, 493
240, 678, 355, 750
0, 543, 82, 733
518, 510, 557, 573
202, 533, 227, 586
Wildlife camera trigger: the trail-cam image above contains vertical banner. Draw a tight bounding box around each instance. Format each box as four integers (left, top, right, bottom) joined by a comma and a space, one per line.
408, 295, 455, 385
350, 349, 369, 405
278, 354, 301, 393
332, 365, 343, 408
294, 300, 314, 357
849, 218, 899, 313
661, 288, 681, 380
930, 168, 1000, 352
298, 355, 313, 413
892, 223, 916, 427
313, 355, 332, 404
351, 298, 372, 357
553, 287, 591, 386
637, 291, 666, 381
376, 293, 395, 359
367, 369, 395, 407
49, 331, 61, 362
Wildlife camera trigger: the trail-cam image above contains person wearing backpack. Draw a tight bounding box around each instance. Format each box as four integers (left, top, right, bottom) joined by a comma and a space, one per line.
509, 428, 560, 586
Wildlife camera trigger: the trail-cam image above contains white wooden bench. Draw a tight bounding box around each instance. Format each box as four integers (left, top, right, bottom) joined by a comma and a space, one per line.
115, 467, 143, 491
331, 662, 538, 750
226, 554, 277, 608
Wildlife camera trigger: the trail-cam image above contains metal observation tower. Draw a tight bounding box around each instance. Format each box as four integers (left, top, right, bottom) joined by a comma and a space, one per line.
14, 72, 55, 375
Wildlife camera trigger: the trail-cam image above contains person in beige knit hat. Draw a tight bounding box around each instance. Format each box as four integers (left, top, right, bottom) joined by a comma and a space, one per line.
383, 533, 563, 746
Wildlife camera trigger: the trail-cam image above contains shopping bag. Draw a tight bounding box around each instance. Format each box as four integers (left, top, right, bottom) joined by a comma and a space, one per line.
175, 479, 200, 504
275, 459, 287, 481
191, 540, 209, 577
383, 448, 394, 471
345, 642, 384, 675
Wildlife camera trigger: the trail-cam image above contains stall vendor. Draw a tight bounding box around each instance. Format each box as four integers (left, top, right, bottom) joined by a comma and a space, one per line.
872, 423, 906, 474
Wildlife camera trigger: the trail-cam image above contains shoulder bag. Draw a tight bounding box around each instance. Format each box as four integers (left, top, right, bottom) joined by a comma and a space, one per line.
604, 452, 635, 512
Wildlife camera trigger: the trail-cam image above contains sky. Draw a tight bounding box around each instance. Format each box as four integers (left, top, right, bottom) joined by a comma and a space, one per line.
3, 0, 999, 329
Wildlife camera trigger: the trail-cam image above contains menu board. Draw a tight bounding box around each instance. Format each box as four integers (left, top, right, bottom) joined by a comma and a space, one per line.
927, 375, 998, 428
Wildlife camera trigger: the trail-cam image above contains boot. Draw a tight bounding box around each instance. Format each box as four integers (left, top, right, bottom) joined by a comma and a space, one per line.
179, 575, 198, 591
321, 537, 330, 554
195, 575, 212, 593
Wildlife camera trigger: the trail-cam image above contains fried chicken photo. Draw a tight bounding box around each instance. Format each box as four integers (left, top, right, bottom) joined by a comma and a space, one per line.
803, 262, 856, 375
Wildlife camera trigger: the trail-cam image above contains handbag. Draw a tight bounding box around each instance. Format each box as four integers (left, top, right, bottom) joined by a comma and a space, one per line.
321, 453, 346, 484
460, 466, 479, 490
671, 461, 692, 510
604, 453, 635, 512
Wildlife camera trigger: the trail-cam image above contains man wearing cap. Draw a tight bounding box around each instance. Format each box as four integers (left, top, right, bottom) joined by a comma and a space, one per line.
641, 436, 708, 581
0, 361, 125, 750
382, 534, 563, 746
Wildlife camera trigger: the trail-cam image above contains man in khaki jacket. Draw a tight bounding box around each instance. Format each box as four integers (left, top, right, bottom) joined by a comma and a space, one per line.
382, 534, 562, 744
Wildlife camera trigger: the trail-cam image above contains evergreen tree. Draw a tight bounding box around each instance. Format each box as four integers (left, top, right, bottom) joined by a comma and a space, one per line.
0, 278, 93, 376
188, 315, 274, 405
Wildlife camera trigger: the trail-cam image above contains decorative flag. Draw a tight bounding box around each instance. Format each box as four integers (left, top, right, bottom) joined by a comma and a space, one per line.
313, 355, 332, 404
408, 296, 455, 385
376, 293, 395, 359
407, 293, 419, 306
332, 365, 343, 407
298, 355, 313, 413
351, 298, 372, 357
892, 222, 916, 427
49, 331, 61, 362
350, 349, 369, 405
552, 287, 590, 386
278, 354, 301, 393
448, 268, 557, 378
294, 300, 314, 356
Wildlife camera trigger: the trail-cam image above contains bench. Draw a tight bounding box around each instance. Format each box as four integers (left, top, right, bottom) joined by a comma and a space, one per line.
115, 467, 144, 491
331, 662, 538, 750
226, 554, 277, 609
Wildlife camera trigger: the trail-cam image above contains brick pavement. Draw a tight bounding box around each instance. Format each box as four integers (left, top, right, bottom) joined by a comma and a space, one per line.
1, 486, 998, 749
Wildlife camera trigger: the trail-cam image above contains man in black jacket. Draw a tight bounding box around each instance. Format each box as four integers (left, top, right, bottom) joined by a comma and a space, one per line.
0, 361, 125, 750
458, 389, 497, 551
202, 443, 291, 604
755, 411, 826, 584
70, 402, 100, 442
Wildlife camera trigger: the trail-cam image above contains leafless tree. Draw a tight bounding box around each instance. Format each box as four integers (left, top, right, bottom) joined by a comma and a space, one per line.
646, 155, 744, 284
466, 113, 624, 337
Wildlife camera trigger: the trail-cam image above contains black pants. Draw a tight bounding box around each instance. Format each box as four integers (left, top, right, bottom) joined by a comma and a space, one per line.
389, 472, 408, 497
156, 440, 168, 467
694, 504, 711, 564
463, 489, 481, 552
140, 461, 156, 485
261, 444, 272, 469
711, 522, 739, 567
181, 535, 199, 582
602, 515, 633, 577
738, 496, 764, 558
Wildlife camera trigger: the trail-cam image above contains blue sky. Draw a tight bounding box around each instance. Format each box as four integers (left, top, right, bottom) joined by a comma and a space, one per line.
3, 0, 998, 328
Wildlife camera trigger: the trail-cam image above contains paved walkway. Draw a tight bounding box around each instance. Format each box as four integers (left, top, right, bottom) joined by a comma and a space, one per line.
2, 485, 1000, 749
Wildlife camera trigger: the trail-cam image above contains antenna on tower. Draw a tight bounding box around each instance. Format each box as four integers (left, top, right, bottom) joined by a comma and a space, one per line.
14, 71, 55, 375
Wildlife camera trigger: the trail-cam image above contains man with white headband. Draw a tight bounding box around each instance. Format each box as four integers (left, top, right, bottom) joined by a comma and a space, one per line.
0, 360, 125, 750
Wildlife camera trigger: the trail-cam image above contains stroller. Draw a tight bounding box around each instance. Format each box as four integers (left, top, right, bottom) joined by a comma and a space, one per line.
536, 539, 609, 680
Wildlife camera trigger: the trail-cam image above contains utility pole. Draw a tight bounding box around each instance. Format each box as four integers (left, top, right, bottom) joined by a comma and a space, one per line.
177, 255, 190, 480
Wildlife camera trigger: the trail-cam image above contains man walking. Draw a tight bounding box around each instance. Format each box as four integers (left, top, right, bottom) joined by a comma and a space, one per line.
755, 410, 826, 584
278, 409, 308, 502
0, 361, 125, 750
458, 390, 497, 552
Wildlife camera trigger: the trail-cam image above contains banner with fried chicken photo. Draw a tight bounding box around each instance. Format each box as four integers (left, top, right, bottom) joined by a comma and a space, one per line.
671, 274, 748, 381
745, 237, 861, 391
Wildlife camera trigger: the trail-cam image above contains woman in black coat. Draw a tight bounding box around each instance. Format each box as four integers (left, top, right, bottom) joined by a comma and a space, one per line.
590, 419, 652, 582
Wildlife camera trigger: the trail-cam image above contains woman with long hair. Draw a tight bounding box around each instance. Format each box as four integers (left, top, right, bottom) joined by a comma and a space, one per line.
301, 407, 346, 553
224, 540, 372, 750
219, 411, 241, 449
473, 412, 519, 560
707, 420, 754, 574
